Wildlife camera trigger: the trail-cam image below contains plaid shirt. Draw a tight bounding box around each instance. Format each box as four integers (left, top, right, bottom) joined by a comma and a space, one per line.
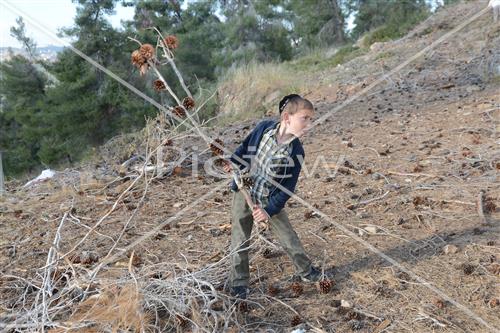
250, 124, 293, 206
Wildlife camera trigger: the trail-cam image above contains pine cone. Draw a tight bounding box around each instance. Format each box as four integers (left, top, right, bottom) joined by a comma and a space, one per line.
290, 282, 303, 297
182, 96, 195, 110
131, 50, 146, 67
291, 315, 302, 326
130, 254, 142, 267
139, 43, 155, 60
262, 247, 273, 259
80, 251, 99, 266
68, 253, 81, 264
484, 198, 496, 213
488, 298, 499, 308
317, 279, 333, 294
462, 263, 475, 275
267, 284, 280, 296
210, 138, 224, 157
238, 301, 248, 312
164, 35, 179, 50
345, 309, 362, 320
304, 211, 314, 219
172, 106, 186, 118
433, 298, 446, 309
242, 176, 254, 190
396, 271, 411, 281
153, 79, 166, 91
412, 196, 427, 206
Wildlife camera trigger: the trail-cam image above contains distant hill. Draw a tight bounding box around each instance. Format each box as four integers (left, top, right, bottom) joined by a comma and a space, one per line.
0, 45, 64, 62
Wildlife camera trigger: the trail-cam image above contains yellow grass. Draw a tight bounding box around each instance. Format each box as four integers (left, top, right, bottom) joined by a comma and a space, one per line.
50, 284, 147, 333
216, 61, 306, 124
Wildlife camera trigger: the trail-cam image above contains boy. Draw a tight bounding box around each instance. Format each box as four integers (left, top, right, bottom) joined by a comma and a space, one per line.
225, 94, 321, 299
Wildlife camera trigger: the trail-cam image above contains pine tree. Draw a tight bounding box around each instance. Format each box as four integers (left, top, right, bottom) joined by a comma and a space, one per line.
0, 18, 48, 176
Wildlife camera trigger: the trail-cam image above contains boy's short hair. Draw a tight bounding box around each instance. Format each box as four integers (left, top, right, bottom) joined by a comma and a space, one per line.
279, 94, 314, 115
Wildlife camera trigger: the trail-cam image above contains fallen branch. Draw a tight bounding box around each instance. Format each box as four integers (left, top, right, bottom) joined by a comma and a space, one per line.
347, 191, 390, 210
388, 170, 437, 178
477, 190, 488, 225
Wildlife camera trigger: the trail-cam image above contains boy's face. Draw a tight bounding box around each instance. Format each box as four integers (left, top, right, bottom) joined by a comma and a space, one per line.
284, 108, 314, 138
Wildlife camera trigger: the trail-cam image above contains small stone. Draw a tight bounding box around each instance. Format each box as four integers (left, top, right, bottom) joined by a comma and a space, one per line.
364, 226, 378, 234
341, 300, 352, 308
384, 183, 401, 191
443, 244, 459, 255
356, 212, 370, 219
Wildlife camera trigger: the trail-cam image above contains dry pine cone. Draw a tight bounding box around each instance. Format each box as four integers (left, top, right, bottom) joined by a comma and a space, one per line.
267, 284, 280, 296
317, 279, 334, 294
484, 197, 496, 213
304, 211, 314, 219
164, 35, 179, 50
68, 253, 81, 264
433, 298, 446, 309
290, 282, 303, 297
172, 106, 186, 118
291, 315, 302, 326
153, 79, 166, 91
462, 263, 475, 275
262, 247, 273, 259
139, 43, 155, 60
80, 251, 99, 266
182, 96, 195, 110
489, 298, 499, 308
131, 50, 146, 67
242, 176, 254, 189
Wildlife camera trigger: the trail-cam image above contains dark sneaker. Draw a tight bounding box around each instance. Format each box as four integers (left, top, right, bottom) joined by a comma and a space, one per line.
230, 286, 248, 299
301, 266, 322, 282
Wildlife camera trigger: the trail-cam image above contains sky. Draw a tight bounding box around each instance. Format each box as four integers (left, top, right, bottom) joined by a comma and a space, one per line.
0, 0, 442, 49
0, 0, 135, 48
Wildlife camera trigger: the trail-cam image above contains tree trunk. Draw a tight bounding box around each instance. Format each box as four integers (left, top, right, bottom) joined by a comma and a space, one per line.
327, 0, 345, 44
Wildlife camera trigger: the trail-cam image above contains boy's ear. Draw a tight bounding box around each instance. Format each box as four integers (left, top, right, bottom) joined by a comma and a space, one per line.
281, 112, 290, 122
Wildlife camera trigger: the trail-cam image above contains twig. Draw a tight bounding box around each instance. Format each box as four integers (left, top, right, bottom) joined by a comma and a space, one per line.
414, 311, 447, 328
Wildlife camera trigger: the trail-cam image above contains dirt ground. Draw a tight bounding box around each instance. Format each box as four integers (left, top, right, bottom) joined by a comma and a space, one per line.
1, 1, 499, 332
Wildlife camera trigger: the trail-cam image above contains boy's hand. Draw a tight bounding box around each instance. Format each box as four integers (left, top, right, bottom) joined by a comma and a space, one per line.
252, 205, 270, 223
222, 161, 232, 173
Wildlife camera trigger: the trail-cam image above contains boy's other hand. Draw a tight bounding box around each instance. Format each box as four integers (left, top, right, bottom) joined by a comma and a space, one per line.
252, 205, 269, 223
223, 161, 232, 173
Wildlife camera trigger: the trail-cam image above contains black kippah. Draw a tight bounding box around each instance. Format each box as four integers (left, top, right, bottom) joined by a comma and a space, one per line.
279, 94, 301, 114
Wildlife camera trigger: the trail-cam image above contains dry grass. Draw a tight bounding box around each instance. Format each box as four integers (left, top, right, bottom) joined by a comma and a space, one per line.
49, 284, 147, 333
216, 61, 305, 123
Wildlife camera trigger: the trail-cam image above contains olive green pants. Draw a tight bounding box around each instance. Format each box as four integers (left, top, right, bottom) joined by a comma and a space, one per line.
230, 191, 312, 288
